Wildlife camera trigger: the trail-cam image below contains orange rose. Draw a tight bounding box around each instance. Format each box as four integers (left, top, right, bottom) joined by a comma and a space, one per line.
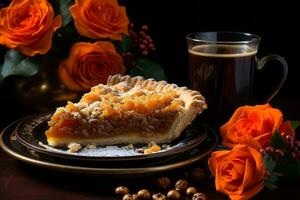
220, 104, 283, 148
0, 0, 62, 56
208, 144, 265, 200
70, 0, 129, 40
58, 41, 126, 92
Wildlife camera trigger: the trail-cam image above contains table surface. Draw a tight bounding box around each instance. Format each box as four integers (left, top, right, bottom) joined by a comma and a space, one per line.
0, 98, 299, 200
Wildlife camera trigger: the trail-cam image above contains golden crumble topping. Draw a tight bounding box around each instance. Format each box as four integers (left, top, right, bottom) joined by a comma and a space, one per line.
60, 82, 185, 122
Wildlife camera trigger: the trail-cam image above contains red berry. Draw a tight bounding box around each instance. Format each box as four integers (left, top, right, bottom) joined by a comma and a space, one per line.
142, 50, 148, 56
295, 141, 300, 147
139, 44, 146, 50
275, 149, 284, 157
281, 132, 287, 137
139, 31, 145, 37
286, 135, 294, 143
266, 146, 274, 153
142, 25, 149, 32
265, 171, 270, 177
142, 39, 149, 45
259, 148, 266, 155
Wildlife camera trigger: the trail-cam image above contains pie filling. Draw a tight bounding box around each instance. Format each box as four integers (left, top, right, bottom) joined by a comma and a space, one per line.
45, 75, 206, 147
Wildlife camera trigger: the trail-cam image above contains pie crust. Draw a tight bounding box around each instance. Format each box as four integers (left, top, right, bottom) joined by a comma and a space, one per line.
45, 75, 207, 147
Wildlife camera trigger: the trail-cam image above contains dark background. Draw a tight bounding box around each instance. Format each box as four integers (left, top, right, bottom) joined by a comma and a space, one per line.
0, 0, 300, 128
123, 0, 299, 97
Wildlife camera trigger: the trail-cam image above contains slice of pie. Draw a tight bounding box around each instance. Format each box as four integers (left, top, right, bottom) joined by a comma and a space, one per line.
45, 75, 207, 147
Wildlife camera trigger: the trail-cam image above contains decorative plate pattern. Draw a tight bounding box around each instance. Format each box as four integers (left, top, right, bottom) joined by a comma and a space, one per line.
0, 118, 218, 177
15, 113, 208, 162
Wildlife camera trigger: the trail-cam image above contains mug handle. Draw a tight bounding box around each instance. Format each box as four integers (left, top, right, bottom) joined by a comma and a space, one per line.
257, 54, 288, 102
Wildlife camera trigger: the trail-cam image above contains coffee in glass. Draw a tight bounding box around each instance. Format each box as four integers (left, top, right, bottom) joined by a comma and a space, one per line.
187, 32, 288, 124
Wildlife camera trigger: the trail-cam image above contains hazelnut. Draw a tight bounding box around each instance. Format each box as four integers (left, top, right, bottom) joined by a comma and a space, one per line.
152, 192, 167, 200
167, 190, 180, 200
186, 187, 198, 196
192, 193, 207, 200
157, 177, 171, 190
190, 168, 205, 181
115, 186, 130, 196
123, 194, 134, 200
137, 189, 151, 199
175, 179, 188, 192
132, 194, 138, 200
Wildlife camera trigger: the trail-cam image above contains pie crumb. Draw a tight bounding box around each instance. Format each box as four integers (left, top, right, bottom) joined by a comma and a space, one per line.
144, 144, 161, 154
86, 144, 97, 149
124, 144, 134, 150
67, 143, 82, 153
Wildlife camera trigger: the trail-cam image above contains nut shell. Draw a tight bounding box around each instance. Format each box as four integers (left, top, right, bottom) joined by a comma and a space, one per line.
123, 194, 134, 200
152, 192, 167, 200
167, 189, 180, 200
175, 179, 189, 192
115, 186, 130, 196
137, 189, 151, 199
186, 187, 198, 196
192, 192, 207, 200
157, 177, 171, 190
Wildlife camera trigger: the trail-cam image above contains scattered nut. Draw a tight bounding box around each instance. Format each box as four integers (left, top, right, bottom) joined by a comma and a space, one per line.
192, 193, 207, 200
167, 189, 180, 200
190, 168, 205, 181
115, 186, 130, 196
123, 194, 134, 200
132, 194, 138, 200
137, 189, 151, 199
175, 179, 189, 192
152, 192, 167, 200
186, 187, 198, 196
157, 177, 171, 190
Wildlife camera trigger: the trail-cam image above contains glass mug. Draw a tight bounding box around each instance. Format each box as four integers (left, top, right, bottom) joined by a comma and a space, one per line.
186, 32, 288, 124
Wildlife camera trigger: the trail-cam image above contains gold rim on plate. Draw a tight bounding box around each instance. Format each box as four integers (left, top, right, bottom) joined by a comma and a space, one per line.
0, 119, 218, 176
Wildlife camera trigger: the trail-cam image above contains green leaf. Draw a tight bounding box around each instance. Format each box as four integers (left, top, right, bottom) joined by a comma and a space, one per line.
113, 34, 133, 53
53, 0, 73, 26
120, 34, 133, 53
264, 172, 279, 191
263, 154, 279, 190
291, 120, 300, 130
0, 49, 40, 82
264, 154, 276, 172
130, 59, 166, 80
271, 130, 287, 150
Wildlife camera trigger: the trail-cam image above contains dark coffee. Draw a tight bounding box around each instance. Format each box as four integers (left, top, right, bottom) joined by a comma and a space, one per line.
189, 44, 257, 122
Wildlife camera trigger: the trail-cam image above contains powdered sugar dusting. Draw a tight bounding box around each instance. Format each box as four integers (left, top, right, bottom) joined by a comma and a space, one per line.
38, 142, 153, 157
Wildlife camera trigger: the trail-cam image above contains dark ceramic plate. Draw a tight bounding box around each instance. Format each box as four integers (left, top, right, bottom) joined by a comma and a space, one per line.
0, 119, 218, 176
14, 113, 208, 162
